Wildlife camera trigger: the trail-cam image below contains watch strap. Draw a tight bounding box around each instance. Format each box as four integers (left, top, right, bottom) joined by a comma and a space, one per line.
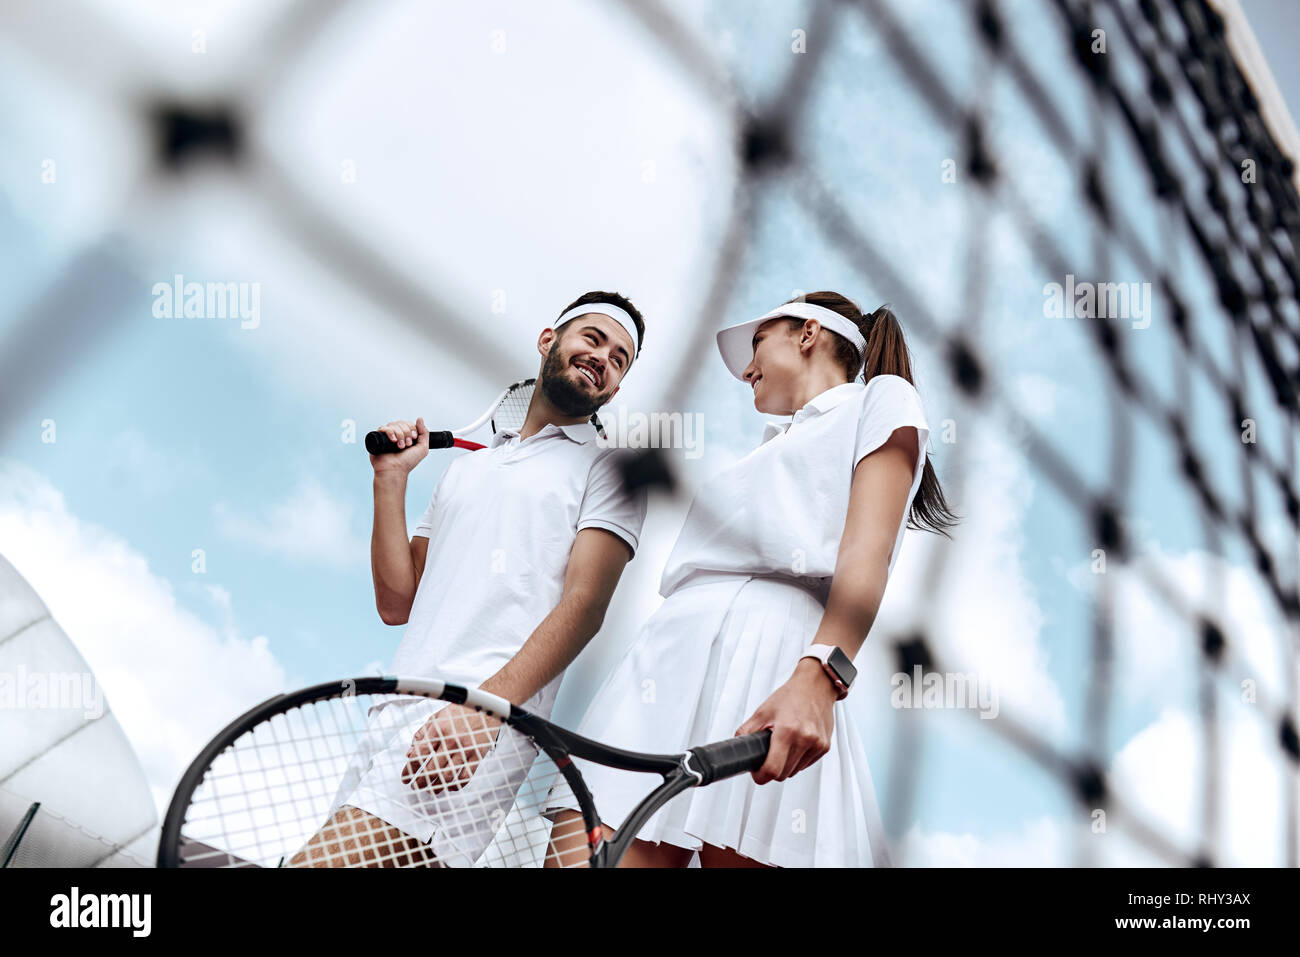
801, 645, 854, 700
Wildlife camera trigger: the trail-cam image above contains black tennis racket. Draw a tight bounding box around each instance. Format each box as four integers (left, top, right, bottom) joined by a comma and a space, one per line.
364, 379, 606, 454
157, 676, 770, 868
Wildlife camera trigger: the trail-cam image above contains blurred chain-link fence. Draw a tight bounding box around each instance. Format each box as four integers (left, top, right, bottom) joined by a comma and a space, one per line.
2, 0, 1297, 867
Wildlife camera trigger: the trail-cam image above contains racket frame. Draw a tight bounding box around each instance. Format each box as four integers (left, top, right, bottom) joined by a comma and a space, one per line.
157, 675, 731, 869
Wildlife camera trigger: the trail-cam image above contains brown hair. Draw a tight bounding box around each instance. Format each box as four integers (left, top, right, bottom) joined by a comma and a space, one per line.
782, 291, 959, 537
556, 290, 645, 355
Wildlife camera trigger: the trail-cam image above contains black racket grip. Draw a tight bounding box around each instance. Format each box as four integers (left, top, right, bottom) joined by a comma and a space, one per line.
687, 729, 772, 785
364, 430, 455, 454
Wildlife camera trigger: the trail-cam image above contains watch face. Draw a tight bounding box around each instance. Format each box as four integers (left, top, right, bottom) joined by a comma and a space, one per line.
827, 646, 857, 687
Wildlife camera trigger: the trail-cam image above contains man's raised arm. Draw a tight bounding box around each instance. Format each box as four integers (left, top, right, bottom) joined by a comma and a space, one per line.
370, 416, 431, 625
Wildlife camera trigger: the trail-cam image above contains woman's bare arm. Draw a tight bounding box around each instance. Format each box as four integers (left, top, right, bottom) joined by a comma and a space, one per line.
811, 424, 920, 659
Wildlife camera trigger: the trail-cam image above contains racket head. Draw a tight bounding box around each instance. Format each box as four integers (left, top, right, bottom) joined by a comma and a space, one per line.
157, 676, 605, 868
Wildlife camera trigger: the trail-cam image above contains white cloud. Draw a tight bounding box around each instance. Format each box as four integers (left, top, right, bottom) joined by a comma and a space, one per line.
1110, 705, 1292, 867
899, 815, 1069, 866
1012, 372, 1075, 427
1067, 542, 1292, 721
896, 703, 1291, 866
132, 0, 741, 433
213, 477, 366, 566
1075, 544, 1296, 866
896, 805, 1186, 867
0, 460, 288, 814
901, 542, 1297, 868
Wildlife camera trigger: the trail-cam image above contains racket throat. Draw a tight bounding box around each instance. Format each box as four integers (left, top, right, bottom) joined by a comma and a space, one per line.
679, 753, 704, 786
598, 772, 697, 868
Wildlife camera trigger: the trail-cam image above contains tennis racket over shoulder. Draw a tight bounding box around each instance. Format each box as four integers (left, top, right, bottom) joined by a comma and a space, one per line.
365, 378, 605, 454
158, 676, 770, 869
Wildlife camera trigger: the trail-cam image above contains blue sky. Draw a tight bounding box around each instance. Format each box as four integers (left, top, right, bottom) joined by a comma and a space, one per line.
1, 0, 1296, 865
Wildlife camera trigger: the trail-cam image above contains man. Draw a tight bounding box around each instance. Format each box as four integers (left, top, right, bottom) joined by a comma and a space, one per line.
290, 291, 648, 867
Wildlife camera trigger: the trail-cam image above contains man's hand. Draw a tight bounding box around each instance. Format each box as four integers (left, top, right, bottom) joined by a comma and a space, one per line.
402, 704, 503, 793
735, 658, 839, 784
371, 417, 430, 475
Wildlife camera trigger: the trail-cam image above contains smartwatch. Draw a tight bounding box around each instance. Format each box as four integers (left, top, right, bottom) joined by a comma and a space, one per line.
800, 644, 856, 700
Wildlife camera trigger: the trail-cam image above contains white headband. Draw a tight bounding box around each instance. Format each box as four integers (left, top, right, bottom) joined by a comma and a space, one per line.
714, 300, 867, 381
557, 302, 639, 361
755, 302, 867, 355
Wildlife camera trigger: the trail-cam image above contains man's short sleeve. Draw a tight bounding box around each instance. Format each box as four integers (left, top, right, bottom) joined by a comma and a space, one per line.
577, 450, 648, 557
412, 484, 438, 538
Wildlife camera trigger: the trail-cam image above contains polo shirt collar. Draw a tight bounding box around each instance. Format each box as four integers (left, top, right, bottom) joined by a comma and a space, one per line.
558, 421, 599, 444
760, 382, 863, 443
489, 420, 599, 448
798, 381, 862, 417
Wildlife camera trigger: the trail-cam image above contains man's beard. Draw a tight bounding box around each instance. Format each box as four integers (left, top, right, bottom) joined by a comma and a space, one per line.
539, 342, 606, 418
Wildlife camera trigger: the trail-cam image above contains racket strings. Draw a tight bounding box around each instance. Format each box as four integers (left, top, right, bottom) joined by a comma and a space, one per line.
174, 693, 590, 868
492, 382, 534, 434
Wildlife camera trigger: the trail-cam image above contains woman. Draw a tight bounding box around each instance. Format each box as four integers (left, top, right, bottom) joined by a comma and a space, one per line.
545, 291, 957, 867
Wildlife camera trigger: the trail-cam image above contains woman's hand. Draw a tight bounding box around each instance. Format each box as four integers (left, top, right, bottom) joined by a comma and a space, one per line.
735, 658, 839, 784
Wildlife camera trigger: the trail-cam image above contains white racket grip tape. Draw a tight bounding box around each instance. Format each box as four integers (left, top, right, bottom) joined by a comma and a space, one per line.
460, 687, 513, 719
392, 677, 513, 720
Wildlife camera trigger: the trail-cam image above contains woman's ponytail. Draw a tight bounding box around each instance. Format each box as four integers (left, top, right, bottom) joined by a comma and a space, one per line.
858, 304, 911, 383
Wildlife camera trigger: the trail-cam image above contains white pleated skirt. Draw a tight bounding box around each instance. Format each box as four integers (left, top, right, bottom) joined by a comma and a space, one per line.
546, 575, 892, 868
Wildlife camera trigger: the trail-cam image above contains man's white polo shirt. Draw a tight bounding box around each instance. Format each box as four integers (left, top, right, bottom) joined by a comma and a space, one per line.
389, 420, 647, 719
